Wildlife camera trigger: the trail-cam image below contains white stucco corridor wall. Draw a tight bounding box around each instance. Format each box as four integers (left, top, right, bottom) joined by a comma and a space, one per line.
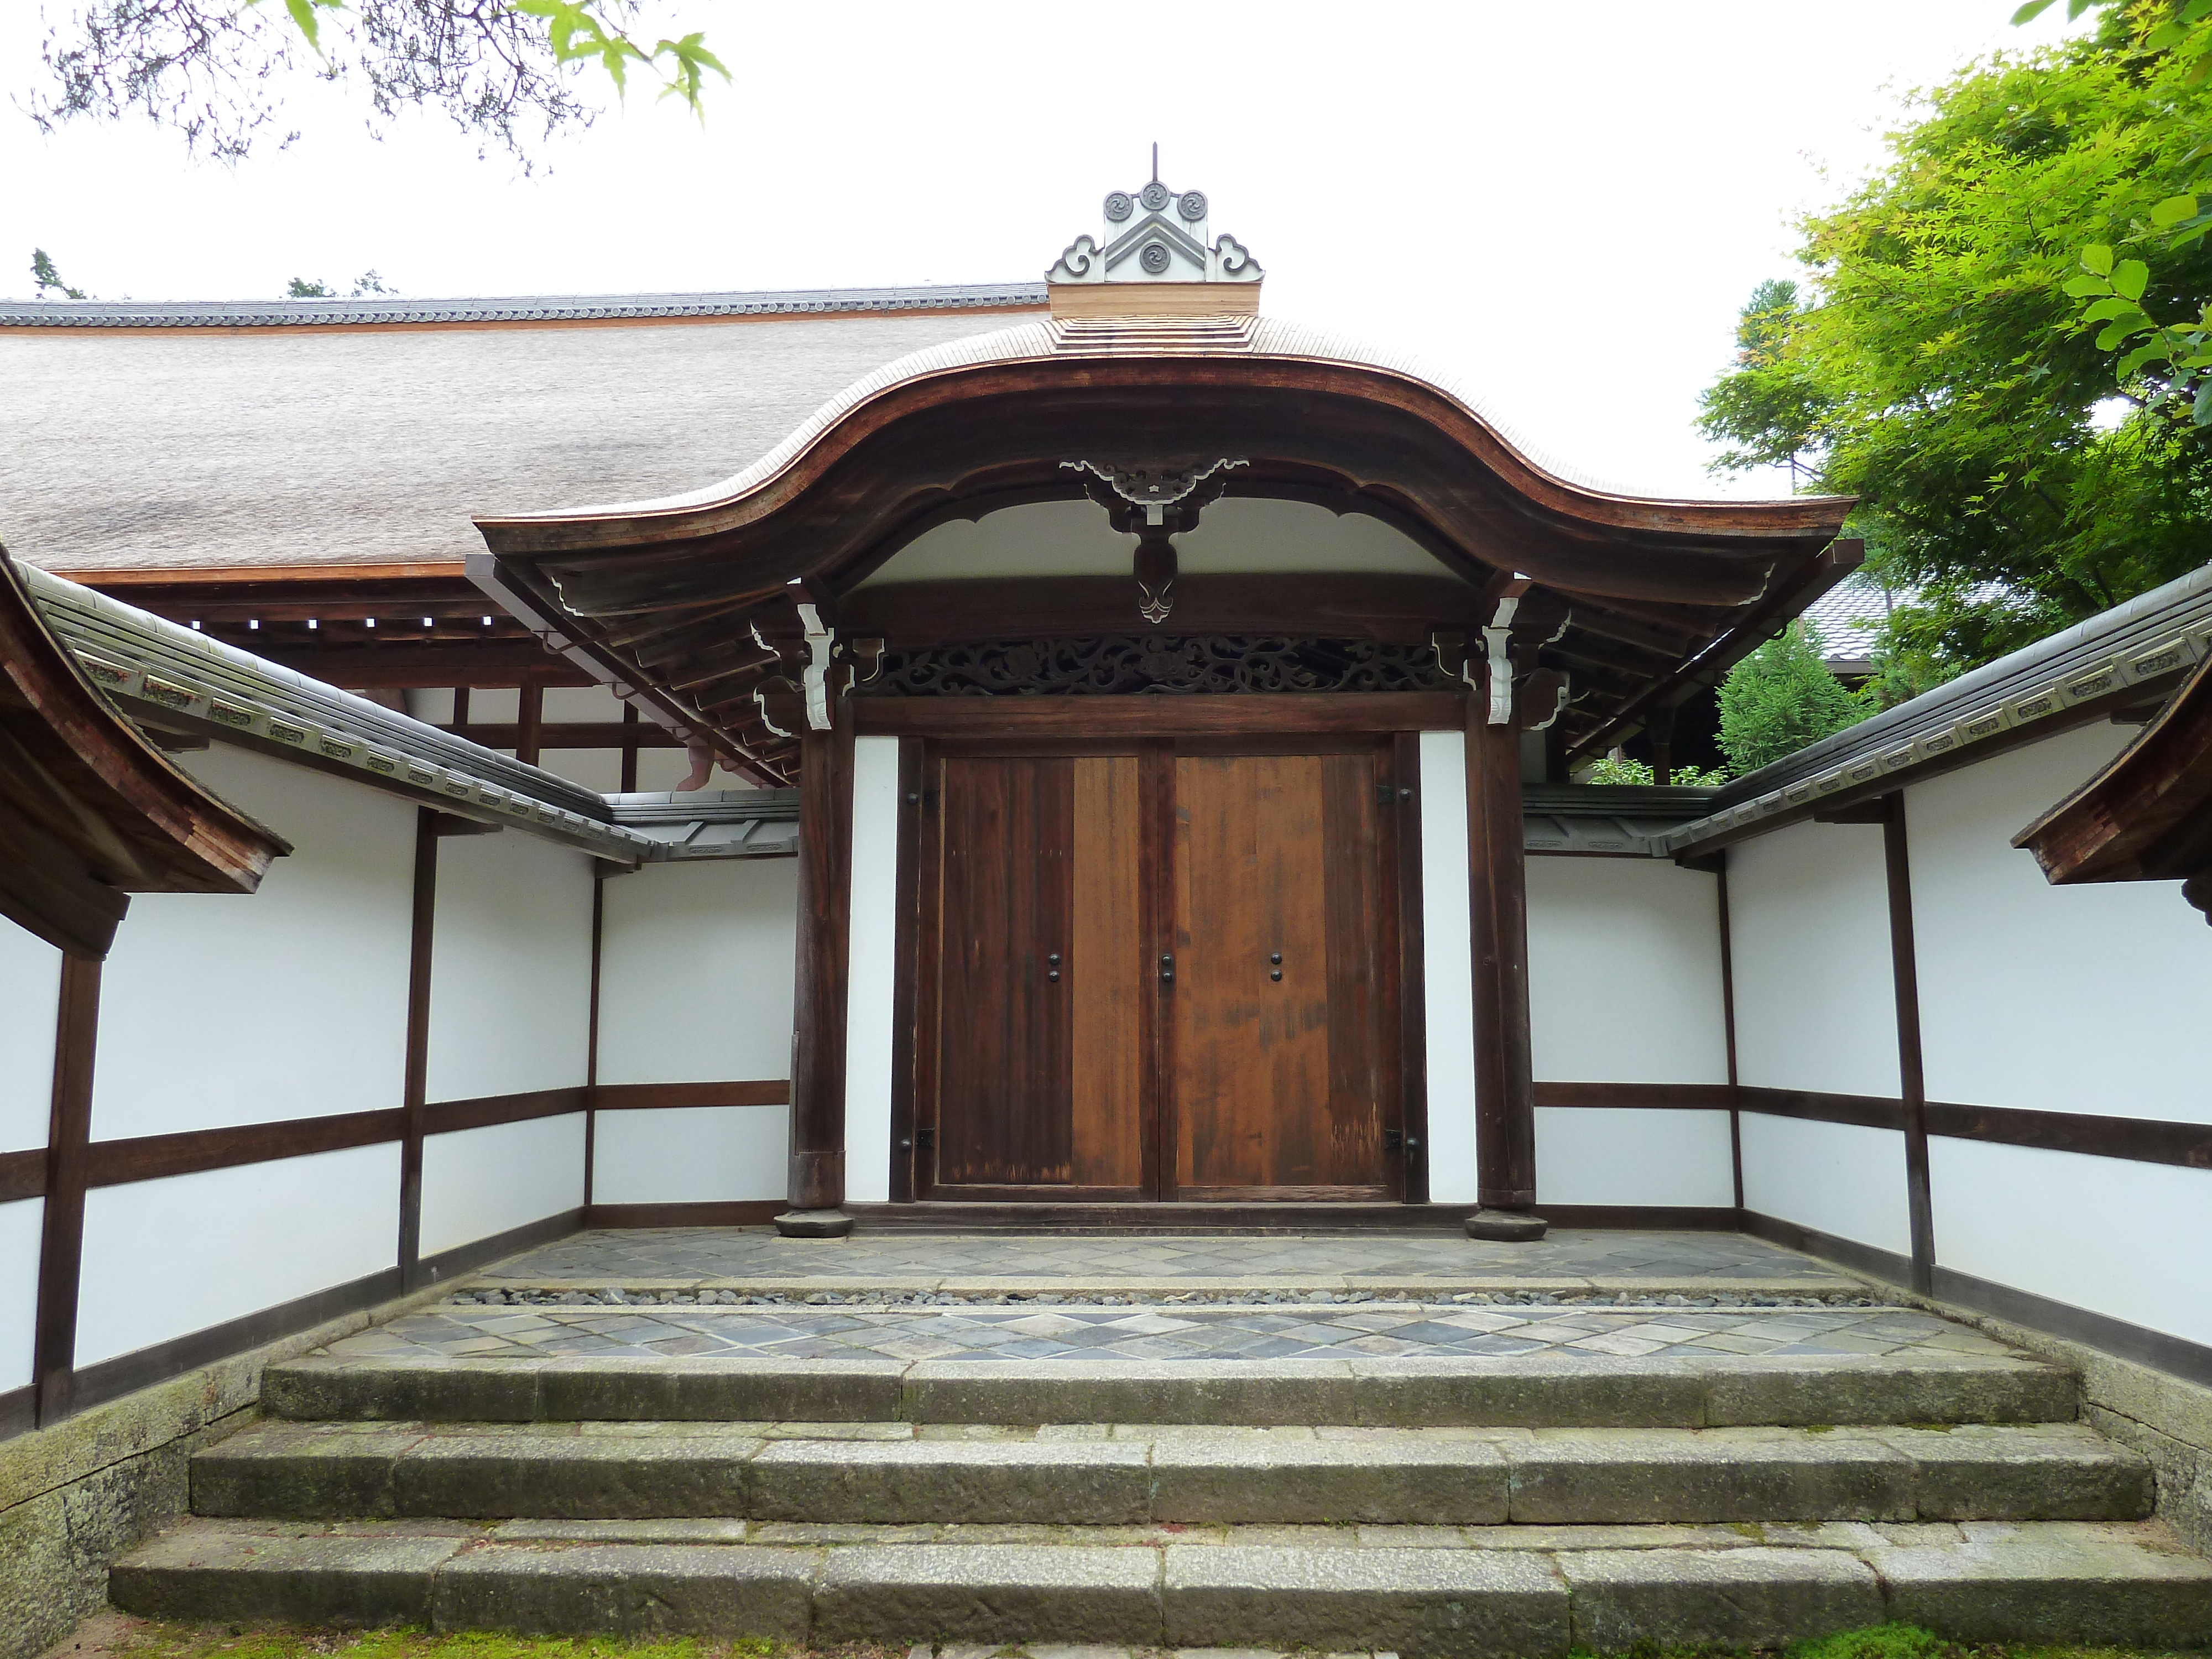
1526, 856, 1733, 1209
594, 853, 800, 1207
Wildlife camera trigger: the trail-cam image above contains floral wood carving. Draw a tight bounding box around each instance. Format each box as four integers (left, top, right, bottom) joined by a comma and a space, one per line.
855, 636, 1455, 698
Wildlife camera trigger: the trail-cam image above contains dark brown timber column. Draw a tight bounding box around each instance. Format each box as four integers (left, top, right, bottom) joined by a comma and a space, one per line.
34, 956, 101, 1425
779, 718, 856, 1237
1882, 794, 1937, 1293
397, 809, 439, 1292
1464, 693, 1546, 1240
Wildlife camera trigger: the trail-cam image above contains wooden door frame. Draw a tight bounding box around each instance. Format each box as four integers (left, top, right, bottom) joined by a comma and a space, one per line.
886, 711, 1433, 1207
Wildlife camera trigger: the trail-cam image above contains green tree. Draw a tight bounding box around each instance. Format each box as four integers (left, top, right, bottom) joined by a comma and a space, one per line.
29, 1, 727, 165
30, 249, 88, 299
1716, 623, 1868, 775
1697, 279, 1832, 489
1699, 17, 2212, 681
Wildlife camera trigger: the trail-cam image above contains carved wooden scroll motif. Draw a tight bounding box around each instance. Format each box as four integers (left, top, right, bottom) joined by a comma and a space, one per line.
855, 636, 1457, 698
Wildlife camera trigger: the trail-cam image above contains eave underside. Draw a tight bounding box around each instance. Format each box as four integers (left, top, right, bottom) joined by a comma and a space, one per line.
474, 365, 1855, 782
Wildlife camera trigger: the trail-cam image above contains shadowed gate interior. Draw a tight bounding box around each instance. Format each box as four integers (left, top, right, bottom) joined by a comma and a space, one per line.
906, 736, 1418, 1202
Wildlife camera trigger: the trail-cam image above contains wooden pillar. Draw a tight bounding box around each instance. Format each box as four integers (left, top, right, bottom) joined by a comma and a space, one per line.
516, 679, 545, 768
1464, 696, 1545, 1239
619, 705, 640, 795
34, 955, 101, 1425
397, 809, 438, 1292
1649, 701, 1678, 788
779, 719, 856, 1237
1881, 794, 1936, 1293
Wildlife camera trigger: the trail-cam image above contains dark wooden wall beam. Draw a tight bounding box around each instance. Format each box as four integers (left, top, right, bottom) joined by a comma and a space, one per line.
33, 956, 101, 1426
780, 719, 856, 1235
1392, 733, 1431, 1204
398, 810, 438, 1293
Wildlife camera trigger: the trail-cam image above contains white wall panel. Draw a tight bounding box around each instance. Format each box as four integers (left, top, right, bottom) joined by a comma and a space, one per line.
0, 1198, 42, 1393
96, 746, 415, 1138
1908, 722, 2212, 1120
592, 1105, 788, 1205
1728, 822, 1900, 1099
1534, 1108, 1735, 1207
1930, 1136, 2212, 1349
0, 920, 61, 1154
425, 832, 594, 1102
1739, 1113, 1912, 1257
597, 859, 799, 1086
1418, 732, 1479, 1203
1527, 859, 1728, 1084
73, 1143, 398, 1368
844, 737, 900, 1205
418, 1115, 585, 1256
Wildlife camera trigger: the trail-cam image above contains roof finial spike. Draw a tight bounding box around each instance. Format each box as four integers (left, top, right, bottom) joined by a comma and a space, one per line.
1151, 142, 1159, 184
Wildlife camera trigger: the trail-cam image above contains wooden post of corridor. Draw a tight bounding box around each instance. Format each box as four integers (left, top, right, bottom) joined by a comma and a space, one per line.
779, 718, 857, 1237
1464, 687, 1546, 1241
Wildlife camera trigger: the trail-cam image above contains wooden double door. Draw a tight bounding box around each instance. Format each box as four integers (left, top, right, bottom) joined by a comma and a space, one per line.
910, 738, 1413, 1201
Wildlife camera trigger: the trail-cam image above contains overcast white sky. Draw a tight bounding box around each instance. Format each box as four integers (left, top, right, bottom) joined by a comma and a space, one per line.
4, 1, 2084, 498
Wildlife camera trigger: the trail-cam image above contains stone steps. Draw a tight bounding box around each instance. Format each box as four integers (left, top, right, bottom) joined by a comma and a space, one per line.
259, 1352, 2079, 1429
112, 1516, 2212, 1653
192, 1420, 2153, 1527
109, 1260, 2212, 1652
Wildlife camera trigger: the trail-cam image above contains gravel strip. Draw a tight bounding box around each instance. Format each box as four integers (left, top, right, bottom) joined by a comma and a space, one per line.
440, 1287, 1893, 1311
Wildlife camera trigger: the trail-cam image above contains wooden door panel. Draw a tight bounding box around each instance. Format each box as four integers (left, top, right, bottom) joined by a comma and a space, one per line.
1321, 751, 1392, 1182
935, 755, 1074, 1186
1070, 755, 1145, 1187
1171, 749, 1395, 1195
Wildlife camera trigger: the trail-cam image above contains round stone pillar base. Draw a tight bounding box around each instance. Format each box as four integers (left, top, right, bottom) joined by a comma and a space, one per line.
1464, 1208, 1549, 1243
774, 1208, 854, 1239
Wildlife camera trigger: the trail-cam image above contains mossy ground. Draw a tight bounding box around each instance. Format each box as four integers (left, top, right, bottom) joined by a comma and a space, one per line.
36, 1618, 2211, 1659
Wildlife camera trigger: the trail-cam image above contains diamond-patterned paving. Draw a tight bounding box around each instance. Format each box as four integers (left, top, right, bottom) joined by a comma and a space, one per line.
333, 1301, 2010, 1365
472, 1226, 1858, 1289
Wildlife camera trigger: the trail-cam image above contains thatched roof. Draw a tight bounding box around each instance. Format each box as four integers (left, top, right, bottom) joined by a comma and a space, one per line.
0, 286, 1044, 578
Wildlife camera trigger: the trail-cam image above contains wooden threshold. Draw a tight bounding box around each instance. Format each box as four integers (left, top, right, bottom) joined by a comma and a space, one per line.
843, 1201, 1478, 1233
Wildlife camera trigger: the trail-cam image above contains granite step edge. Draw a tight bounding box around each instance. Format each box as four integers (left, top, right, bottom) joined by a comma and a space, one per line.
109, 1518, 2212, 1652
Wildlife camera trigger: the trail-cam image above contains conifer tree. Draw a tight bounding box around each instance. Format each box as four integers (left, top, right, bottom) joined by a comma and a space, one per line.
1716, 622, 1867, 775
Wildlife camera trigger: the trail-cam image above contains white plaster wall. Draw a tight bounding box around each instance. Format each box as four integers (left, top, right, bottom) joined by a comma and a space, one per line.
597, 859, 799, 1086
0, 920, 61, 1153
0, 1198, 41, 1393
1727, 822, 1900, 1099
424, 832, 595, 1102
1908, 722, 2212, 1121
95, 745, 416, 1138
1931, 1136, 2212, 1349
1527, 858, 1728, 1084
73, 1142, 398, 1368
844, 737, 900, 1205
592, 1105, 789, 1205
418, 1115, 585, 1256
1738, 1113, 1912, 1257
1418, 732, 1479, 1204
1535, 1108, 1735, 1207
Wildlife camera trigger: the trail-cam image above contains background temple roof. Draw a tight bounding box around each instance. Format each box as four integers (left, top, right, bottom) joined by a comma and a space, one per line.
0, 286, 1045, 577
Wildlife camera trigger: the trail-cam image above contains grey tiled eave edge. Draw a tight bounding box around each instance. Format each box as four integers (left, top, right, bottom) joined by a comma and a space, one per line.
1657, 560, 2212, 858
0, 283, 1047, 330
22, 562, 655, 863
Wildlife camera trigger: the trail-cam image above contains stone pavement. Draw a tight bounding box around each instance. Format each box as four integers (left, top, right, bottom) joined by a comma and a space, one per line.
328, 1301, 2011, 1366
472, 1227, 1861, 1294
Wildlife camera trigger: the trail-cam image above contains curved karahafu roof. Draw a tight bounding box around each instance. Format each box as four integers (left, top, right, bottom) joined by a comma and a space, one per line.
474, 314, 1856, 783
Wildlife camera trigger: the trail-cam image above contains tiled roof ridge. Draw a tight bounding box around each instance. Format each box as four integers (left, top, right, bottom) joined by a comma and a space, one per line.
0, 281, 1048, 329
